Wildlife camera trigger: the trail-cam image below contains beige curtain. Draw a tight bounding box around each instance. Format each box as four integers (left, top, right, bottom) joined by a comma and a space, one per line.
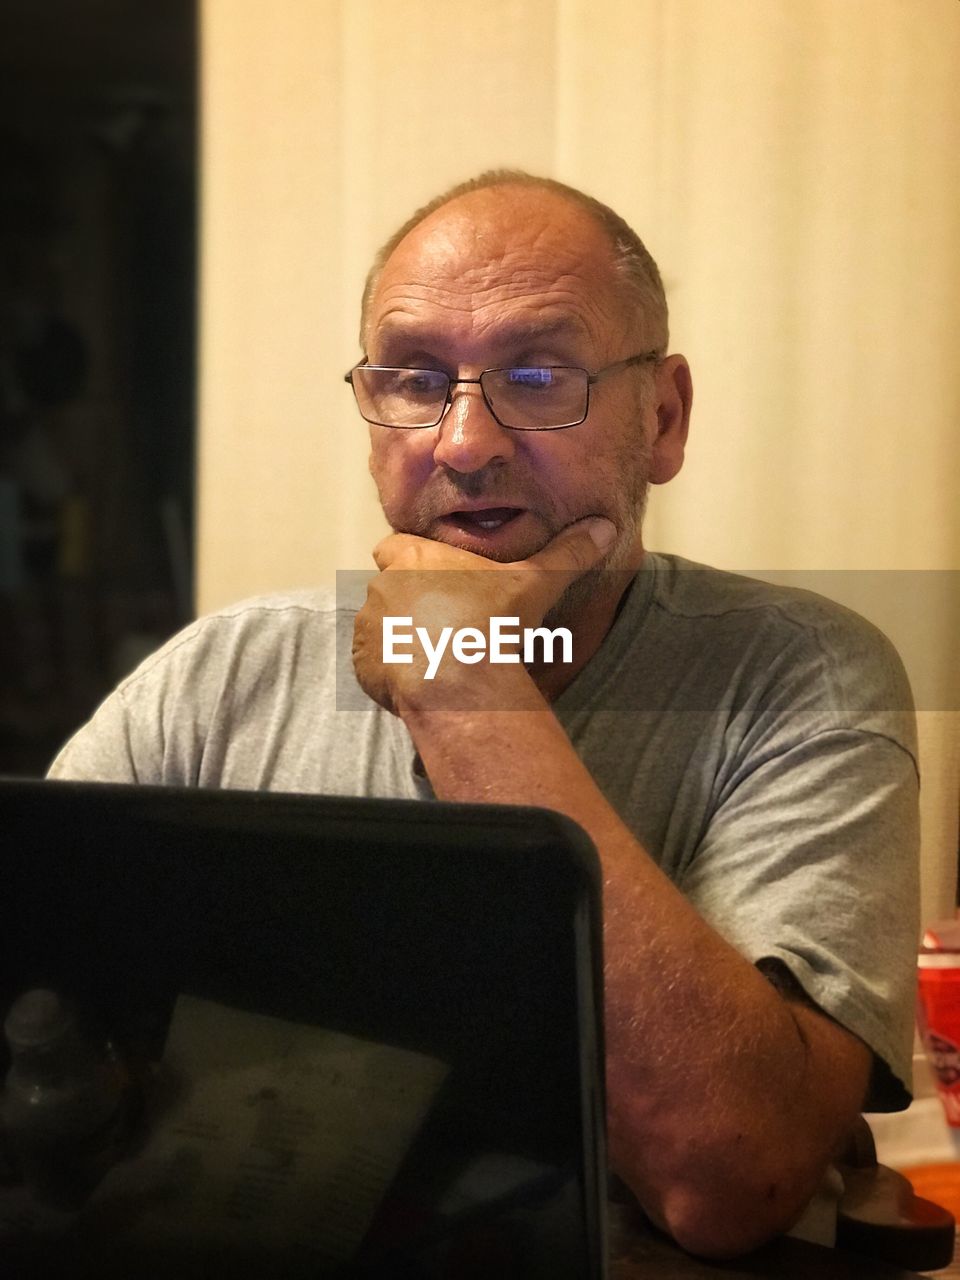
198, 0, 959, 919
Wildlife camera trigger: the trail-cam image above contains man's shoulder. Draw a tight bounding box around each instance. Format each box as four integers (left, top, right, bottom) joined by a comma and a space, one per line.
636, 554, 916, 745
116, 588, 342, 697
189, 587, 341, 629
647, 553, 901, 653
47, 585, 396, 788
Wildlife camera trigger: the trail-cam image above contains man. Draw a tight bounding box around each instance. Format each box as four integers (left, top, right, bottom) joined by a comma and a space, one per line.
50, 171, 919, 1258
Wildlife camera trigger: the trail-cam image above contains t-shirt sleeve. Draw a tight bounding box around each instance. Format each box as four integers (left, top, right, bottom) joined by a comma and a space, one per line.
48, 686, 144, 782
680, 725, 919, 1111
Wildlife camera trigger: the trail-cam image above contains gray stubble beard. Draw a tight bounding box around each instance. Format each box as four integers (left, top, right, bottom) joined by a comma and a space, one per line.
540, 479, 649, 634
379, 424, 653, 633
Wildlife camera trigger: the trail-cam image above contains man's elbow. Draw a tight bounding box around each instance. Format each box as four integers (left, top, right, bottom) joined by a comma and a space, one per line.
653, 1182, 803, 1260
622, 1150, 830, 1260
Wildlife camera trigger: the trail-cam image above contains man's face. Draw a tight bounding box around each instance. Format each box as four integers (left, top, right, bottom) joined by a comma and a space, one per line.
364, 187, 657, 573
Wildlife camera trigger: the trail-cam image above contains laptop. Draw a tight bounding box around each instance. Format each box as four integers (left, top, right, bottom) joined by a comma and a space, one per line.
0, 779, 607, 1278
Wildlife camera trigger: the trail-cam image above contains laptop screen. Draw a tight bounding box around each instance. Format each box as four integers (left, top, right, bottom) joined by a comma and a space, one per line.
0, 780, 606, 1278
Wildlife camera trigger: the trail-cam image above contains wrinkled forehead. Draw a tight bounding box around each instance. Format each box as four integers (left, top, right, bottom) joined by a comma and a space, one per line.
367, 187, 631, 343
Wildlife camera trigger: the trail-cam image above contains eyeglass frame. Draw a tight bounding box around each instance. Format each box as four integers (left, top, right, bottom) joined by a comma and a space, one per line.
343, 351, 661, 431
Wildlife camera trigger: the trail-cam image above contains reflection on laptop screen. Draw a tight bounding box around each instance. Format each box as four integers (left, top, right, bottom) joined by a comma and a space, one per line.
0, 781, 606, 1278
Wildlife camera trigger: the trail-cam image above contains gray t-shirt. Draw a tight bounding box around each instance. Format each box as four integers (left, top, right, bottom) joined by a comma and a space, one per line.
50, 553, 920, 1110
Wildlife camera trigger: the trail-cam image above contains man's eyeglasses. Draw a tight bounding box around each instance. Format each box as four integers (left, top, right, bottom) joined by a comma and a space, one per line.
343, 352, 659, 431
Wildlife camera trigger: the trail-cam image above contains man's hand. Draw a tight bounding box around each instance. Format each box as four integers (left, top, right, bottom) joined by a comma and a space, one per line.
352, 516, 617, 716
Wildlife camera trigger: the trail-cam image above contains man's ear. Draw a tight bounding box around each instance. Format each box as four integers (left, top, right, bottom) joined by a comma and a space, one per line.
648, 354, 692, 485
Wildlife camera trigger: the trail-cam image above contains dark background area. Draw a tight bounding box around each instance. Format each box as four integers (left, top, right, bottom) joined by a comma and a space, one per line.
0, 0, 197, 774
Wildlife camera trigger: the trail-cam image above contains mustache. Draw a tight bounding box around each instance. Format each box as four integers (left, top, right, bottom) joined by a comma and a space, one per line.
412, 467, 552, 523
421, 467, 515, 502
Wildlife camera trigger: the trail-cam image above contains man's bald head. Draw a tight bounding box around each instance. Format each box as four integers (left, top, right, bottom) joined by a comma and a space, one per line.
359, 170, 669, 356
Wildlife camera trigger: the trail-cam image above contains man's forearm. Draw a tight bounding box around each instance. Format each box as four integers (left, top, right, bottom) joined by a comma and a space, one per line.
399, 687, 872, 1258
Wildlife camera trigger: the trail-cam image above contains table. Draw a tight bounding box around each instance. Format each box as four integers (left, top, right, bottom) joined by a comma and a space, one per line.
609, 1200, 955, 1280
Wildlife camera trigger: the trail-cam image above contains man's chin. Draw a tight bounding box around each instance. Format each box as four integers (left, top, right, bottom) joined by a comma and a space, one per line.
449, 539, 547, 565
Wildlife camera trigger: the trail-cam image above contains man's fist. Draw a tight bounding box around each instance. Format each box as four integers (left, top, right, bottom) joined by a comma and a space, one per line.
352, 517, 617, 716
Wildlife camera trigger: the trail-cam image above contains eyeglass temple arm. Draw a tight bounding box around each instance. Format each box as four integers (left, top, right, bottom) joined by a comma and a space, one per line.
344, 357, 373, 383
586, 351, 660, 385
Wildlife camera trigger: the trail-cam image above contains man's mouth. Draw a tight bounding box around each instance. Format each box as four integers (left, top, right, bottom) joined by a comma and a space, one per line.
443, 507, 524, 534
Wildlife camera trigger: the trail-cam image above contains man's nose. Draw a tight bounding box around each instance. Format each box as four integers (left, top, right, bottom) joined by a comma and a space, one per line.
432, 384, 516, 474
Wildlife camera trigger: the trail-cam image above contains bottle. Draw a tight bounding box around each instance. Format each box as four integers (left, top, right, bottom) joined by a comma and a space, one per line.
1, 989, 128, 1208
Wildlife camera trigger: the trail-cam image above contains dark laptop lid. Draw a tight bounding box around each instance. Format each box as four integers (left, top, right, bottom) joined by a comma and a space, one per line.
0, 779, 607, 1278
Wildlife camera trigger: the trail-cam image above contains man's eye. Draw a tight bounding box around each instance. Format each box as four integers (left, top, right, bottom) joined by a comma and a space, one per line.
397, 371, 444, 397
507, 367, 554, 389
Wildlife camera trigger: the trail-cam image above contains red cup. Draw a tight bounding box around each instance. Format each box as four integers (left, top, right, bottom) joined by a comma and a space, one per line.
918, 921, 960, 1134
